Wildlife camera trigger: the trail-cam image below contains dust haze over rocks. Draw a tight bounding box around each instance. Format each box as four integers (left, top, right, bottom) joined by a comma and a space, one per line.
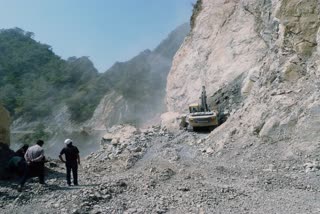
2, 0, 320, 213
9, 23, 190, 158
87, 23, 190, 130
2, 125, 320, 213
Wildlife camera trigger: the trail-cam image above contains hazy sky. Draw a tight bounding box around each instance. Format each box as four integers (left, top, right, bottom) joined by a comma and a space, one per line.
0, 0, 195, 72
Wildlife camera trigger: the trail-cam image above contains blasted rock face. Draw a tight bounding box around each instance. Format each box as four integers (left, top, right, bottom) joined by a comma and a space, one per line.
166, 0, 320, 111
166, 0, 268, 112
0, 105, 10, 145
166, 0, 320, 147
276, 0, 320, 57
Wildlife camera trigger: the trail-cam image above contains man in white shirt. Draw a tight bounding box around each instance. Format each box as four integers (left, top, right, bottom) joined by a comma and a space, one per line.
24, 142, 44, 163
18, 140, 45, 192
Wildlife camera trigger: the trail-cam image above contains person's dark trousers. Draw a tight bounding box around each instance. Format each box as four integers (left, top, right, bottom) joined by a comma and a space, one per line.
66, 162, 78, 185
19, 163, 30, 187
20, 162, 45, 187
34, 162, 45, 184
17, 160, 27, 177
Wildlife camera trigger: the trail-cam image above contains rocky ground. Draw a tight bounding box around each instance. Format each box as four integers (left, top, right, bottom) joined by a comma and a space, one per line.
1, 125, 320, 214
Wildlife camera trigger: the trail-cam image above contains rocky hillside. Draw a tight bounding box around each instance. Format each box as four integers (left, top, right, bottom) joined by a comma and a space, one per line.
167, 0, 320, 151
2, 125, 320, 213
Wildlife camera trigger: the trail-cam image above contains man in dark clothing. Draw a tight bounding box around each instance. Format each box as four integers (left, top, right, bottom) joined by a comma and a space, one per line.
0, 142, 15, 180
7, 156, 26, 176
10, 144, 29, 177
15, 144, 29, 158
59, 139, 80, 186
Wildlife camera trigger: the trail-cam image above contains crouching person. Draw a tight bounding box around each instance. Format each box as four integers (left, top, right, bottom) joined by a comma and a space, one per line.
18, 140, 45, 192
7, 156, 26, 177
59, 139, 80, 186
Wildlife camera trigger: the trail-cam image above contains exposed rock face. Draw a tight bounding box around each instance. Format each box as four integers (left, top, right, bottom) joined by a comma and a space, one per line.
0, 105, 10, 145
276, 0, 319, 57
166, 0, 320, 147
167, 0, 268, 112
86, 90, 125, 129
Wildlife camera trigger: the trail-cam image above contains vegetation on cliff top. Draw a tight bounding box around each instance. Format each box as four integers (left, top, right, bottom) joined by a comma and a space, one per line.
190, 0, 203, 30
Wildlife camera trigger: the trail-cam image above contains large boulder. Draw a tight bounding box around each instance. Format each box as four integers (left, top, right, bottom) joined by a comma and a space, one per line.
0, 105, 13, 179
101, 124, 137, 147
160, 112, 182, 133
0, 105, 10, 145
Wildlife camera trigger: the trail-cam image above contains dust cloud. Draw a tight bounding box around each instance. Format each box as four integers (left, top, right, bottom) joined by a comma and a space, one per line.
11, 131, 103, 159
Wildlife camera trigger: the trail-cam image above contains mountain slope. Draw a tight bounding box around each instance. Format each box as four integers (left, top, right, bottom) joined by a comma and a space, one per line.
167, 0, 320, 148
88, 23, 190, 128
0, 24, 189, 130
0, 28, 105, 123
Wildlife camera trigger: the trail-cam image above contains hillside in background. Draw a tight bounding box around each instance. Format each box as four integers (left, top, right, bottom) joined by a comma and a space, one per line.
88, 23, 190, 128
0, 28, 108, 123
0, 24, 189, 130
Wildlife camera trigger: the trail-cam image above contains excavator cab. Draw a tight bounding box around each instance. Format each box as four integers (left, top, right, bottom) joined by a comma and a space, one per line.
189, 103, 200, 113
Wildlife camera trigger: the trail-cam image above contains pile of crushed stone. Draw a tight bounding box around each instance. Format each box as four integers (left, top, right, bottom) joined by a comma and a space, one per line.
1, 125, 320, 214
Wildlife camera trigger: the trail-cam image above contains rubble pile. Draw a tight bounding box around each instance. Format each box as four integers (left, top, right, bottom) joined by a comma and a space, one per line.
85, 125, 169, 171
1, 124, 320, 213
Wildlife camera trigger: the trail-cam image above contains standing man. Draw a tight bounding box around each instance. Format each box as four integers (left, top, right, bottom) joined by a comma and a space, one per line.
59, 139, 80, 186
19, 140, 45, 191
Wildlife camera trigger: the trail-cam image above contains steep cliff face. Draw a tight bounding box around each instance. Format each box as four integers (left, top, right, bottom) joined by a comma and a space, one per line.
166, 0, 320, 153
167, 0, 268, 111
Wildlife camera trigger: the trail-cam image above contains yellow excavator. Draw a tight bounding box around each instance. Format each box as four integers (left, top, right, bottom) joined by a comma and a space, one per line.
186, 86, 219, 131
